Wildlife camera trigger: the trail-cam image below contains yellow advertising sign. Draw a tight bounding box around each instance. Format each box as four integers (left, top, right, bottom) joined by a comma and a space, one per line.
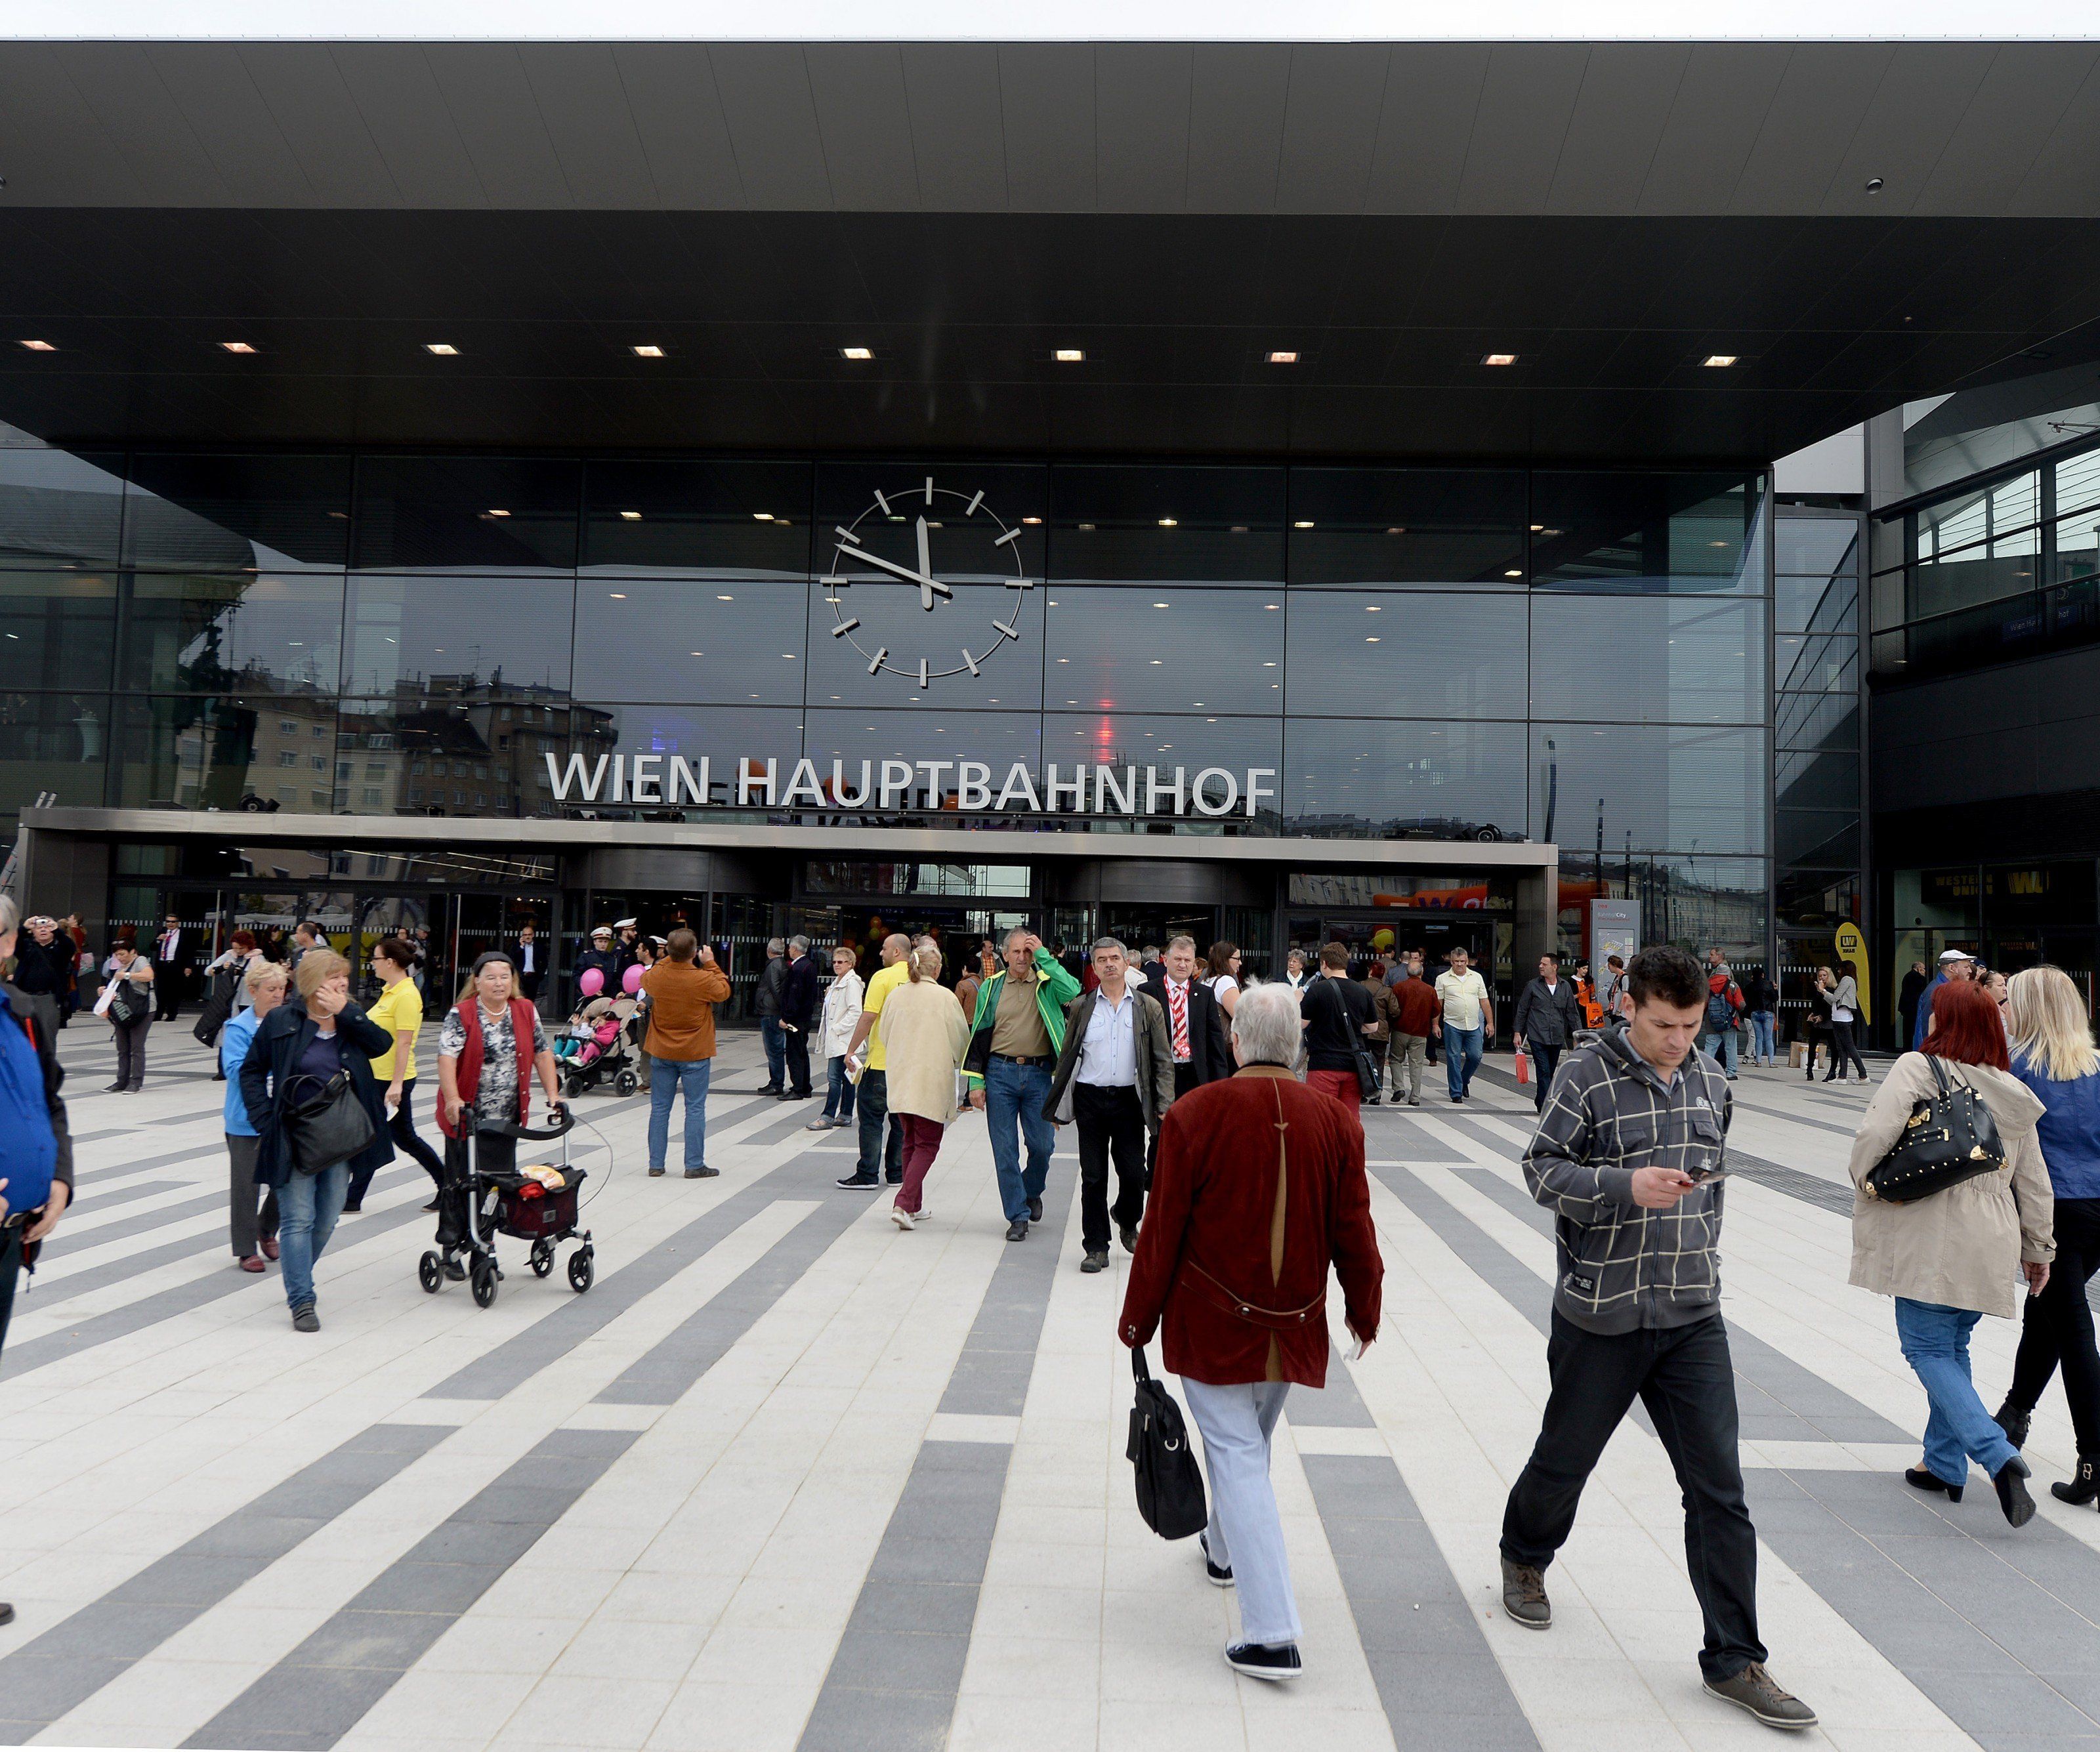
1834, 922, 1870, 1022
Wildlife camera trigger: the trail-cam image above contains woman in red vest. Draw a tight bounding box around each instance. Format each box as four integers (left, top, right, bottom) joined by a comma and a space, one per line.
436, 953, 563, 1247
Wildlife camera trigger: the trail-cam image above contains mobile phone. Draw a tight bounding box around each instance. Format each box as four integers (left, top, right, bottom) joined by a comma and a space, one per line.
1687, 1164, 1731, 1186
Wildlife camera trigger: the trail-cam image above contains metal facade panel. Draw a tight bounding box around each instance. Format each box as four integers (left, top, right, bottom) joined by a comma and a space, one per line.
146, 43, 314, 207
1362, 43, 1492, 214
900, 43, 1010, 213
1980, 47, 2100, 217
1095, 43, 1193, 213
1821, 44, 1996, 215
1544, 43, 1690, 215
1729, 43, 1892, 212
805, 43, 923, 211
706, 43, 834, 210
1184, 43, 1289, 214
329, 44, 494, 206
994, 43, 1097, 212
610, 45, 747, 209
1453, 43, 1590, 214
236, 43, 408, 205
0, 47, 148, 205
52, 42, 235, 205
422, 43, 578, 207
516, 45, 665, 210
1273, 44, 1390, 215
1635, 44, 1792, 215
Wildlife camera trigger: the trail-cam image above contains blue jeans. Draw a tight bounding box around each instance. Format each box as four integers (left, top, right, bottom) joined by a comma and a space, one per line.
759, 1018, 786, 1087
648, 1055, 712, 1173
823, 1054, 857, 1121
1748, 1011, 1774, 1063
276, 1161, 349, 1311
1442, 1022, 1483, 1099
1895, 1297, 2019, 1485
1700, 1027, 1739, 1075
986, 1056, 1056, 1222
856, 1068, 905, 1181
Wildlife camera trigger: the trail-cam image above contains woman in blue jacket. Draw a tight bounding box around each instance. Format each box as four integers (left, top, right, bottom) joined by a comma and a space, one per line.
238, 949, 393, 1331
1998, 964, 2100, 1505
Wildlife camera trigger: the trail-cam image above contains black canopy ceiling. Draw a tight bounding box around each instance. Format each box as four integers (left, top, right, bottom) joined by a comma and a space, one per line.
1, 39, 2097, 465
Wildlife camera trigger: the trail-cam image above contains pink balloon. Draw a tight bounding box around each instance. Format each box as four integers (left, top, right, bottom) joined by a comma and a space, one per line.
578, 967, 604, 997
621, 963, 644, 995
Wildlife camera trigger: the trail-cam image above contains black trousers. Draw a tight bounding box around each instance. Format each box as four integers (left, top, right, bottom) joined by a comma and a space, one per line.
0, 1224, 20, 1354
783, 1024, 813, 1096
1824, 1020, 1866, 1080
1529, 1043, 1563, 1111
1074, 1082, 1148, 1254
155, 970, 184, 1020
1502, 1311, 1765, 1681
2010, 1195, 2100, 1457
1146, 1061, 1208, 1181
348, 1077, 447, 1205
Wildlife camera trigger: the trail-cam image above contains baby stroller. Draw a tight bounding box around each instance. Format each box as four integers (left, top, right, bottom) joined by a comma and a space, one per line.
419, 1105, 595, 1306
552, 996, 641, 1099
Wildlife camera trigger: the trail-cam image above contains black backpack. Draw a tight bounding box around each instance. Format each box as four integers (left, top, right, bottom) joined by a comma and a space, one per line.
1126, 1348, 1208, 1540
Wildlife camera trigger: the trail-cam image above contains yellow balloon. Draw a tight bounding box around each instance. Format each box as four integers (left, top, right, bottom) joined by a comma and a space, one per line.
1371, 928, 1395, 951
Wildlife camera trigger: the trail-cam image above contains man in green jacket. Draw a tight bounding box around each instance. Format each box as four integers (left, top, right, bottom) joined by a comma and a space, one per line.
965, 928, 1082, 1242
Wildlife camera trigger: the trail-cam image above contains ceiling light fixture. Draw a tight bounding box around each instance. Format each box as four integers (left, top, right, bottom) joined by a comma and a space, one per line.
608, 592, 627, 599
1505, 569, 1523, 578
753, 512, 772, 521
620, 511, 641, 521
1482, 352, 1518, 366
1021, 515, 1042, 525
220, 341, 257, 354
425, 343, 458, 356
632, 344, 664, 358
485, 508, 509, 518
1702, 354, 1738, 368
18, 340, 54, 352
1267, 350, 1298, 364
1158, 518, 1177, 528
840, 346, 873, 360
1293, 520, 1314, 529
1054, 348, 1085, 363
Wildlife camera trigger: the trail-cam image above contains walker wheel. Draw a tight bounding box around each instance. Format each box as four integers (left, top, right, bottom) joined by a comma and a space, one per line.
418, 1251, 443, 1293
568, 1249, 595, 1293
562, 1072, 584, 1101
471, 1257, 499, 1308
529, 1239, 554, 1278
615, 1069, 639, 1096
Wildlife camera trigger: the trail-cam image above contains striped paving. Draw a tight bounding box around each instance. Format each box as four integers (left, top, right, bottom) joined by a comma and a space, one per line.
3, 1027, 2097, 1751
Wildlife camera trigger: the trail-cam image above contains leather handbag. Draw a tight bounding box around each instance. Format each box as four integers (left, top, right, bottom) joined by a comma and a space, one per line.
1126, 1346, 1208, 1541
1863, 1057, 2006, 1203
284, 1070, 377, 1175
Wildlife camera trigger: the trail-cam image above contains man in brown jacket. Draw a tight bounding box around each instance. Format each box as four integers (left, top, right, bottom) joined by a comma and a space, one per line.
1389, 952, 1440, 1106
639, 930, 732, 1179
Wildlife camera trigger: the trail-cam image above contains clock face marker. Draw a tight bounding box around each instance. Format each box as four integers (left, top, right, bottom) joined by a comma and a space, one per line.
834, 526, 858, 543
873, 490, 891, 515
994, 527, 1020, 548
831, 618, 860, 635
965, 490, 984, 516
924, 476, 934, 504
962, 648, 981, 675
867, 646, 889, 674
993, 619, 1019, 640
918, 657, 930, 689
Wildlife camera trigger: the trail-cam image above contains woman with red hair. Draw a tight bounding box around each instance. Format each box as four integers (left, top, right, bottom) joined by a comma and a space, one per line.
1847, 978, 2055, 1526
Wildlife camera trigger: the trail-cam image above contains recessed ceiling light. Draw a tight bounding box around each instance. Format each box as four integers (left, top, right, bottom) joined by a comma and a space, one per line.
1530, 524, 1544, 532
220, 341, 257, 354
1366, 604, 1382, 612
1482, 353, 1518, 366
1293, 520, 1314, 530
632, 344, 665, 358
1366, 635, 1381, 642
1265, 603, 1280, 611
18, 340, 54, 352
717, 593, 734, 600
1702, 354, 1738, 368
608, 592, 627, 599
1158, 518, 1177, 528
1021, 515, 1042, 525
620, 511, 641, 521
841, 346, 873, 360
425, 343, 458, 355
1386, 526, 1407, 535
1505, 569, 1522, 578
1267, 350, 1298, 364
485, 508, 509, 518
753, 512, 772, 521
1078, 523, 1095, 532
1054, 348, 1085, 363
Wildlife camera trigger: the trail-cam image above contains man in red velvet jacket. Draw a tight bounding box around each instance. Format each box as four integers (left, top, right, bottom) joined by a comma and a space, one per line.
1118, 981, 1383, 1684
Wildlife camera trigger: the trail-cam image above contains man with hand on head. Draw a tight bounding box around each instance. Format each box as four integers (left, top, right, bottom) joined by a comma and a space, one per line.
964, 928, 1082, 1242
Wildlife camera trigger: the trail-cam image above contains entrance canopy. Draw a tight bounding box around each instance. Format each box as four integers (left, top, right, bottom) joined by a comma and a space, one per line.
1, 40, 2097, 463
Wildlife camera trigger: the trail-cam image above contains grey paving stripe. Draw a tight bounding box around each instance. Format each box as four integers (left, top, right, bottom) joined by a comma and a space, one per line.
1301, 1452, 1544, 1752
75, 1141, 236, 1184
58, 1177, 182, 1212
426, 1141, 834, 1402
183, 1428, 639, 1752
728, 1097, 845, 1152
797, 1175, 1077, 1751
1359, 1109, 1470, 1161
1726, 1096, 1864, 1138
595, 1189, 866, 1406
1280, 1340, 1378, 1430
0, 1423, 452, 1746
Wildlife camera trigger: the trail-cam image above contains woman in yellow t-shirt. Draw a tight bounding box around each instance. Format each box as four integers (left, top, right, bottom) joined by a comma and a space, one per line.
347, 934, 446, 1211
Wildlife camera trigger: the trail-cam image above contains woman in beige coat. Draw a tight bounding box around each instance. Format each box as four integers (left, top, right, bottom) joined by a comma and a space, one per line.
1847, 977, 2053, 1526
877, 945, 971, 1231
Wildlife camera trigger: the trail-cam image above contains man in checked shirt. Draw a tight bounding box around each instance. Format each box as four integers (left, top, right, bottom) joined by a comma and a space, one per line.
1496, 945, 1818, 1734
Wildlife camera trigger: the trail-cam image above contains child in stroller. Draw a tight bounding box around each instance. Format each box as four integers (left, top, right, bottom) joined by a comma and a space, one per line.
553, 993, 640, 1097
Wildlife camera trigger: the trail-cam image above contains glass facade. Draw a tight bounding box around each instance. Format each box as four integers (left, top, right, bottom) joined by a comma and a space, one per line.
0, 440, 1776, 953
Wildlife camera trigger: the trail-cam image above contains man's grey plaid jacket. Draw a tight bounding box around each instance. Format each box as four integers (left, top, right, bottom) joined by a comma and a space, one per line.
1522, 1030, 1732, 1335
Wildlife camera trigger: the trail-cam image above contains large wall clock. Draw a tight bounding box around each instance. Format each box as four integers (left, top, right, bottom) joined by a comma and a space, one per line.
823, 476, 1034, 689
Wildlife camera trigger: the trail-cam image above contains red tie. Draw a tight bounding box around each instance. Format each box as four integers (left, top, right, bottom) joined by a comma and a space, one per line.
1168, 979, 1190, 1062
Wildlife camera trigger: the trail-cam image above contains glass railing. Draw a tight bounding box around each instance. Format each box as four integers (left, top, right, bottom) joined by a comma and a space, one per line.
1885, 574, 2100, 679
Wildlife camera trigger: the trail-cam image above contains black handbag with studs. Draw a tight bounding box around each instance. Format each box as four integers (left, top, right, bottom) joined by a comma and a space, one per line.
1863, 1057, 2006, 1204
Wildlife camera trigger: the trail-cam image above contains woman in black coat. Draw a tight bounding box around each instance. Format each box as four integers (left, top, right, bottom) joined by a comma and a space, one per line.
238, 949, 393, 1332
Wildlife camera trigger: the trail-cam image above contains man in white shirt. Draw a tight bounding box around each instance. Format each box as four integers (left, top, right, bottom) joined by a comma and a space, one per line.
512, 921, 543, 1002
154, 912, 190, 1020
1435, 946, 1495, 1105
1045, 938, 1176, 1274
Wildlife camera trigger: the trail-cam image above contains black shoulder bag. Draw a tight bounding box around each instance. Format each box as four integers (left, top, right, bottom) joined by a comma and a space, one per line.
284, 1070, 377, 1176
1863, 1057, 2006, 1203
1127, 1347, 1208, 1541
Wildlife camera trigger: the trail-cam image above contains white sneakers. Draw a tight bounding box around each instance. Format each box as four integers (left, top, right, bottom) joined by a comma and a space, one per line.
889, 1206, 931, 1230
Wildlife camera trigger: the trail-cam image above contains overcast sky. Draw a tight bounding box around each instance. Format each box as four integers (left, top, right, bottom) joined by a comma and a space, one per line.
7, 0, 2097, 37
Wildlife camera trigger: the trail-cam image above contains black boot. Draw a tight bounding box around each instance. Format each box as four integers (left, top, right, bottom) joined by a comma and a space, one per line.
1994, 1455, 2036, 1528
1994, 1398, 2032, 1450
2052, 1457, 2100, 1507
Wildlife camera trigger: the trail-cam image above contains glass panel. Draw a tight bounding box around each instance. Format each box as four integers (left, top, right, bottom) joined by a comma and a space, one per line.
1043, 587, 1281, 715
814, 577, 1045, 711
337, 697, 541, 819
572, 578, 807, 706
115, 694, 339, 812
1530, 594, 1764, 724
1530, 472, 1761, 589
582, 458, 812, 577
1777, 572, 1857, 636
1990, 471, 2040, 536
1774, 518, 1857, 579
1284, 591, 1526, 718
121, 572, 343, 696
121, 454, 351, 571
0, 571, 117, 693
1532, 724, 1767, 856
1284, 469, 1527, 584
351, 457, 580, 571
816, 461, 1048, 579
1048, 464, 1284, 584
1040, 712, 1281, 822
1776, 810, 1858, 868
1774, 690, 1858, 754
1987, 860, 2099, 930
804, 708, 1044, 816
804, 861, 1032, 898
1282, 718, 1529, 841
1288, 870, 1517, 909
0, 444, 126, 570
492, 700, 805, 819
342, 575, 575, 698
2054, 497, 2100, 586
2057, 446, 2100, 520
0, 691, 111, 810
1917, 484, 1994, 558
1620, 854, 1768, 959
1776, 868, 1862, 931
1774, 747, 1858, 812
1774, 631, 1855, 700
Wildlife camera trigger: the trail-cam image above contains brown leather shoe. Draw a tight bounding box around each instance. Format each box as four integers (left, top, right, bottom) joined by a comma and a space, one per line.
1703, 1662, 1818, 1730
1499, 1556, 1551, 1629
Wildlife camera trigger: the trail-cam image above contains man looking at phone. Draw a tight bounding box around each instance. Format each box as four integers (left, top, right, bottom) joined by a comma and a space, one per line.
1497, 946, 1816, 1734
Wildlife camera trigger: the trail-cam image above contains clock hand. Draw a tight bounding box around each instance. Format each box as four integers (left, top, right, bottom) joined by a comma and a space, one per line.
837, 541, 954, 602
915, 516, 933, 606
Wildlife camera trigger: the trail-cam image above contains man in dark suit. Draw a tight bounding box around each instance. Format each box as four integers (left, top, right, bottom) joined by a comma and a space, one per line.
152, 912, 194, 1020
1142, 934, 1232, 1097
778, 934, 820, 1100
511, 921, 545, 1001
